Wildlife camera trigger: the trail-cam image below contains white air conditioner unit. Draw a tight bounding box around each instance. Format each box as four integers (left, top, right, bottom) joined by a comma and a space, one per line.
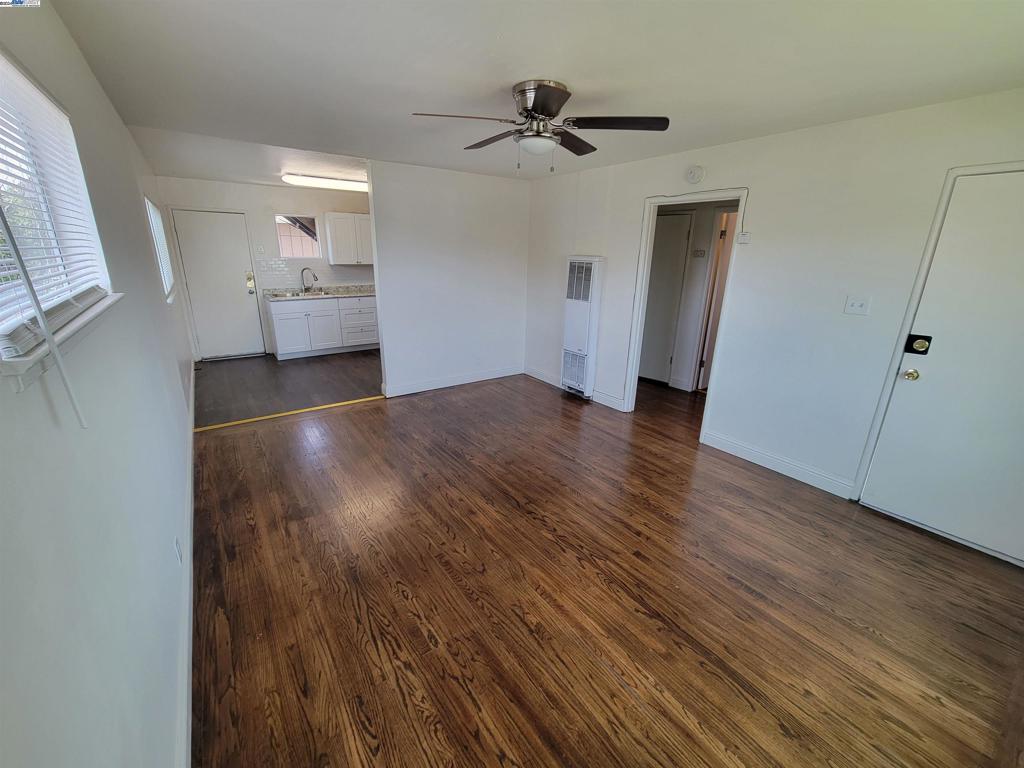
561, 256, 603, 398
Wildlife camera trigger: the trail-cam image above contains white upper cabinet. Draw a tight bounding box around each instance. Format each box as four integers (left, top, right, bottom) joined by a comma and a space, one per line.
355, 214, 374, 265
326, 212, 373, 265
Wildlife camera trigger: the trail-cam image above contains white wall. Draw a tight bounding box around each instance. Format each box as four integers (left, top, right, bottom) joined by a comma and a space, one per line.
155, 176, 373, 353
369, 161, 530, 396
525, 88, 1024, 497
0, 6, 195, 768
156, 176, 373, 290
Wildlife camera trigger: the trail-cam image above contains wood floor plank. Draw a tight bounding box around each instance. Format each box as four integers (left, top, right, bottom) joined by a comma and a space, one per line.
193, 375, 1024, 767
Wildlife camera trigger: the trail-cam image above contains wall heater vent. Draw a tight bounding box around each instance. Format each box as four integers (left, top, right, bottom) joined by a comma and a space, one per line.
561, 257, 604, 398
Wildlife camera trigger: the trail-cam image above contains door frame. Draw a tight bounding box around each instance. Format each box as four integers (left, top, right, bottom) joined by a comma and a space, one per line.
623, 188, 748, 416
687, 205, 739, 391
852, 160, 1024, 497
171, 207, 268, 359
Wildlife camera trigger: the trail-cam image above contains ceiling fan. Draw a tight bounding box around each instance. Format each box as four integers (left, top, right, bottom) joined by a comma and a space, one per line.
413, 79, 669, 157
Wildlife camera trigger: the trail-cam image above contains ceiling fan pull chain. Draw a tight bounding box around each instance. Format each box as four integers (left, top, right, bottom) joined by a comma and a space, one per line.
549, 146, 555, 174
516, 142, 522, 175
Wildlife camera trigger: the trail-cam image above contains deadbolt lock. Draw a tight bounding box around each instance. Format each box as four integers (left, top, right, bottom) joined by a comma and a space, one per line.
903, 369, 920, 381
911, 339, 929, 352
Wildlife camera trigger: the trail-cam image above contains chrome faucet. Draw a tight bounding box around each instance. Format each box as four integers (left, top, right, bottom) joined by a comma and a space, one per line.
300, 267, 319, 294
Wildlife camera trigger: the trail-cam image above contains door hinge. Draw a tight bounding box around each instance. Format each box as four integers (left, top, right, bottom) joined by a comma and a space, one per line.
719, 229, 727, 239
699, 360, 705, 368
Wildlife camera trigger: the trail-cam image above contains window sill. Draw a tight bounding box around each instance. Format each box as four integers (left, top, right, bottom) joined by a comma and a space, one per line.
0, 293, 124, 391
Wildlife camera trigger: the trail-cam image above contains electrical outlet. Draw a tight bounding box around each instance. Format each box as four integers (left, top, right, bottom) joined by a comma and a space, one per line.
692, 249, 707, 258
174, 537, 183, 565
844, 295, 872, 316
254, 244, 266, 255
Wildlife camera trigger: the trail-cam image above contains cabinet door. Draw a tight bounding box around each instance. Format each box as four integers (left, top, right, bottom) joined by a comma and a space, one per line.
274, 313, 312, 354
308, 310, 343, 349
326, 213, 358, 265
355, 213, 373, 265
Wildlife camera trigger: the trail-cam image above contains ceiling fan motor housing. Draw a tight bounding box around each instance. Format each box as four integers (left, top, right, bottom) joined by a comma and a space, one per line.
513, 79, 571, 119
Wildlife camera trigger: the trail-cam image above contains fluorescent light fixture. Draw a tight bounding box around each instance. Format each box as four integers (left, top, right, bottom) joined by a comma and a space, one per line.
281, 173, 368, 192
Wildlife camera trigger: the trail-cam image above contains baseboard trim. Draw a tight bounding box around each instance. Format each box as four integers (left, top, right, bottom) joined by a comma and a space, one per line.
701, 430, 855, 498
668, 377, 694, 392
385, 366, 524, 398
592, 389, 628, 412
525, 366, 561, 388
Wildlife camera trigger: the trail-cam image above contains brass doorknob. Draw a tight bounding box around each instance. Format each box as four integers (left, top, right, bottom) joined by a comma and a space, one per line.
903, 368, 920, 381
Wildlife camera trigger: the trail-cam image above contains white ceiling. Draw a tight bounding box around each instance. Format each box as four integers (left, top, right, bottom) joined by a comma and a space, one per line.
57, 1, 1024, 180
130, 127, 367, 187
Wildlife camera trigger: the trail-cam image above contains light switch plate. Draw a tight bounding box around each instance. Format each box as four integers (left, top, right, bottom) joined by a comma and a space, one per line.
844, 295, 872, 316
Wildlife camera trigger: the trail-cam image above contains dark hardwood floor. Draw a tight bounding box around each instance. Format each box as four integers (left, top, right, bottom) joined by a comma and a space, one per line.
193, 350, 381, 427
192, 376, 1024, 767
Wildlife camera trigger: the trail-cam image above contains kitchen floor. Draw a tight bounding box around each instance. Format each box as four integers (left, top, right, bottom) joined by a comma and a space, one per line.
193, 350, 382, 428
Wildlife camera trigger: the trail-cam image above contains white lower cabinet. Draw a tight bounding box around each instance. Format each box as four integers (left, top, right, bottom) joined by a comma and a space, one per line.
268, 295, 378, 359
273, 313, 313, 354
308, 309, 343, 349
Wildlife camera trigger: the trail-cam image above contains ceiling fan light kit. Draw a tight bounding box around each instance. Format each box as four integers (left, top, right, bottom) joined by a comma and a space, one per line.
413, 79, 669, 168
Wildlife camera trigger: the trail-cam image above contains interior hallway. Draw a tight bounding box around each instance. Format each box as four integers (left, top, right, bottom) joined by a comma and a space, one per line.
191, 377, 1024, 767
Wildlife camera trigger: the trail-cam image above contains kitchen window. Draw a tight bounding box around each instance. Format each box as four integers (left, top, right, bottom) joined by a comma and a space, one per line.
275, 214, 320, 260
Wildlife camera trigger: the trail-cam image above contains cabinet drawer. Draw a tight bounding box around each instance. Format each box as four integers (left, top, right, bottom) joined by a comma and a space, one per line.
337, 295, 375, 310
342, 325, 379, 346
268, 297, 339, 316
340, 308, 377, 326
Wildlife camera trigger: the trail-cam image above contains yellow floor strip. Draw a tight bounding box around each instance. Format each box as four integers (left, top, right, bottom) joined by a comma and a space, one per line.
194, 394, 385, 433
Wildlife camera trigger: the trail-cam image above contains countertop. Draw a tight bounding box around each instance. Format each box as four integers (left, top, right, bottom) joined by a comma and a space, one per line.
264, 284, 375, 302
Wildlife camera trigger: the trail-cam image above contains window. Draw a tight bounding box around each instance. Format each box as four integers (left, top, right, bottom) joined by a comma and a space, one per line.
144, 197, 174, 299
0, 51, 109, 360
275, 215, 320, 259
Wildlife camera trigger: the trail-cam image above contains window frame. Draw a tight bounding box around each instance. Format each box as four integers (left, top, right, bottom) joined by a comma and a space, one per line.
144, 196, 175, 302
273, 213, 323, 261
0, 46, 113, 365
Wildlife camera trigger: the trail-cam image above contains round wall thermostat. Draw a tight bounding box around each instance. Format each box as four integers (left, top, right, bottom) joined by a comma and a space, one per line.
686, 165, 705, 184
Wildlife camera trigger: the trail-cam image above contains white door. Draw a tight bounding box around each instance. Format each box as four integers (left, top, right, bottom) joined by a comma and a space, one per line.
273, 313, 312, 354
308, 309, 343, 349
355, 214, 374, 265
174, 210, 264, 358
861, 170, 1024, 563
638, 213, 691, 382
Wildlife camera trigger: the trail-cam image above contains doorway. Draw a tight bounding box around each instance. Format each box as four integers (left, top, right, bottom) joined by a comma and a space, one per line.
859, 163, 1024, 565
630, 193, 743, 416
173, 209, 265, 358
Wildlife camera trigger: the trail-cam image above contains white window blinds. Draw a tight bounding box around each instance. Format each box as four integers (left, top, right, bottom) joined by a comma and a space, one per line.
0, 50, 109, 360
145, 197, 174, 297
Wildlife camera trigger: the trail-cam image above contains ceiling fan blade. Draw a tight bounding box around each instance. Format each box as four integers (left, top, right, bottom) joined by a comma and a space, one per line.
563, 116, 669, 131
531, 83, 572, 118
465, 130, 519, 150
553, 129, 597, 156
411, 112, 520, 124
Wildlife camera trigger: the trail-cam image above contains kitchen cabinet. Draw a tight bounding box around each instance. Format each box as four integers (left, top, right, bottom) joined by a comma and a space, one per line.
326, 212, 373, 265
273, 312, 313, 354
267, 294, 378, 359
308, 309, 343, 349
